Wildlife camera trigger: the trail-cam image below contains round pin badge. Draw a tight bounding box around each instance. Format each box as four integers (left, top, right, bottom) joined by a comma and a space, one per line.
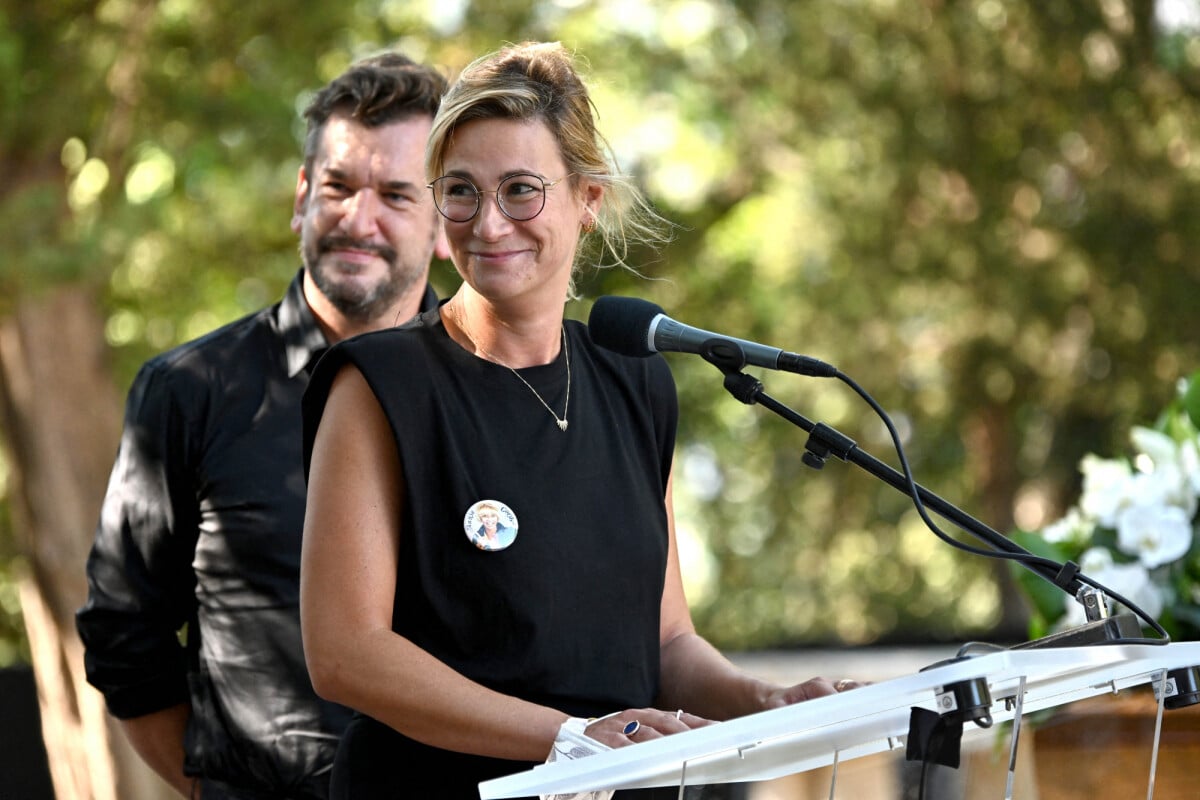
464, 500, 518, 551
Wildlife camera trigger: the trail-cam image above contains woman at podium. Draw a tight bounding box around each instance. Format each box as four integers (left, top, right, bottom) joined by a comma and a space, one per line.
299, 40, 857, 799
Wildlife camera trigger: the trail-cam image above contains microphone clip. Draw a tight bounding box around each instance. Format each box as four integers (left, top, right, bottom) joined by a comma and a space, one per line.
802, 422, 859, 471
698, 338, 765, 405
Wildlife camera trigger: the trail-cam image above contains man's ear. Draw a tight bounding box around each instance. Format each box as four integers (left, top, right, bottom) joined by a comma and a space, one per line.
290, 166, 310, 234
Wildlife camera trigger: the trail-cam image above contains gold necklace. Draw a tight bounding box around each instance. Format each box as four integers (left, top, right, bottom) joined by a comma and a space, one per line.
452, 301, 571, 432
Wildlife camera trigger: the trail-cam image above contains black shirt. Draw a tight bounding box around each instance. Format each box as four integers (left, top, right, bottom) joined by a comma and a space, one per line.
302, 309, 677, 798
76, 270, 437, 798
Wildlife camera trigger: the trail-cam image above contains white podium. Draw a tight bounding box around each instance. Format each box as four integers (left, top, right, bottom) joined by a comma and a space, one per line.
479, 642, 1200, 798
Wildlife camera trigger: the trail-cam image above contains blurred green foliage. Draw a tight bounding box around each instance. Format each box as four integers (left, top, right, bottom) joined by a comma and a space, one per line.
3, 0, 1200, 664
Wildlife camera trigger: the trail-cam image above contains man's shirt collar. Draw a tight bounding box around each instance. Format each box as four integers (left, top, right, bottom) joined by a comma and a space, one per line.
280, 269, 441, 378
279, 270, 328, 378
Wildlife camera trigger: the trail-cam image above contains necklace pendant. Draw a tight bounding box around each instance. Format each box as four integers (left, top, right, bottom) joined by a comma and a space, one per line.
453, 302, 571, 433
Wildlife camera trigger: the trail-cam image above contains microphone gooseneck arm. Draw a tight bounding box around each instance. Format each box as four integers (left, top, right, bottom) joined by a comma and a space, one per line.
696, 337, 1168, 645
587, 294, 1165, 643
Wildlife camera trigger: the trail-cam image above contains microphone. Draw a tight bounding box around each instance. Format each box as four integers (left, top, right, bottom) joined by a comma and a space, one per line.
588, 296, 837, 377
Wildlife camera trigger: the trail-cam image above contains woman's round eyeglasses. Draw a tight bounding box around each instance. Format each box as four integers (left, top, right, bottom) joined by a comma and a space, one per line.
427, 173, 573, 223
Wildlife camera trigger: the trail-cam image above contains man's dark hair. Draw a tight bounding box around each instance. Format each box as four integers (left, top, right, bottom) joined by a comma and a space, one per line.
301, 52, 447, 171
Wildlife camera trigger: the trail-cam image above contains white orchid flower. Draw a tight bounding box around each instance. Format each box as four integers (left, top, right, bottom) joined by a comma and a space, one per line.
1037, 380, 1200, 638
1130, 426, 1180, 467
1131, 408, 1200, 488
1116, 503, 1193, 568
1041, 507, 1090, 545
1130, 463, 1198, 519
1078, 455, 1135, 526
1078, 546, 1114, 573
1128, 426, 1200, 514
1179, 436, 1200, 494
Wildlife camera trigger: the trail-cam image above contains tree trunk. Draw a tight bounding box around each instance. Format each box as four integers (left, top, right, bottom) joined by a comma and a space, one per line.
0, 285, 174, 799
963, 402, 1031, 640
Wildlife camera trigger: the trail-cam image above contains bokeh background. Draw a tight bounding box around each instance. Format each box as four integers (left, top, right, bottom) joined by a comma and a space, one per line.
3, 0, 1200, 796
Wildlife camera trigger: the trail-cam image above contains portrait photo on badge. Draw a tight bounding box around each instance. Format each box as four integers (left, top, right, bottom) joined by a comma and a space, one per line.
463, 499, 519, 551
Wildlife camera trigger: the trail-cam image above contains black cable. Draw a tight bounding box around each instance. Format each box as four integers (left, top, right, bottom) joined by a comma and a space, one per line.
917, 723, 945, 800
832, 370, 1172, 644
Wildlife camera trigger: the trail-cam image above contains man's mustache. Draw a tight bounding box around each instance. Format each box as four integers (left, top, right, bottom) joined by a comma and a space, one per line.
317, 235, 396, 264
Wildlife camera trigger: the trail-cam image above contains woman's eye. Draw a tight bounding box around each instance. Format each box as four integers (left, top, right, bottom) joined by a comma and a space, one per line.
504, 181, 539, 199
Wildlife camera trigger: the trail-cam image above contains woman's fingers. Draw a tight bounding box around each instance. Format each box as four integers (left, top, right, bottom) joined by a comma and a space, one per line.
586, 708, 713, 747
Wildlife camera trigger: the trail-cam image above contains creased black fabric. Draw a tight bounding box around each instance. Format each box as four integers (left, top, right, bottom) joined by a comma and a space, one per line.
76, 270, 436, 797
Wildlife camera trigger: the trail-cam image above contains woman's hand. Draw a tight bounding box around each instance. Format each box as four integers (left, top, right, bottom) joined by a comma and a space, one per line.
762, 676, 869, 709
584, 708, 713, 748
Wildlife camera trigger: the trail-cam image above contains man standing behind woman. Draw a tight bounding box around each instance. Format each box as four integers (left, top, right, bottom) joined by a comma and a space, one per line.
76, 53, 448, 798
300, 41, 854, 799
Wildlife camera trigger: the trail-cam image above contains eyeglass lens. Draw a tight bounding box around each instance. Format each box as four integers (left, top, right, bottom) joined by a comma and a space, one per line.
431, 174, 549, 222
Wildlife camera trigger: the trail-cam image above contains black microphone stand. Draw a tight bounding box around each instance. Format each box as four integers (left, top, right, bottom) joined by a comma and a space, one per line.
698, 338, 1143, 649
696, 337, 1200, 789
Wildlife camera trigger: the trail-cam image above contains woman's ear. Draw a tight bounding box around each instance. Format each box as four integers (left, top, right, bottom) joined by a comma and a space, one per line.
582, 180, 604, 227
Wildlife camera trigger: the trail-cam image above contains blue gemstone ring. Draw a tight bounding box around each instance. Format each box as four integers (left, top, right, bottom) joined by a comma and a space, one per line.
622, 719, 641, 736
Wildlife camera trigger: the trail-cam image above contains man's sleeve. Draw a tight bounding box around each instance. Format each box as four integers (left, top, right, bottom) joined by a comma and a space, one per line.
75, 361, 201, 719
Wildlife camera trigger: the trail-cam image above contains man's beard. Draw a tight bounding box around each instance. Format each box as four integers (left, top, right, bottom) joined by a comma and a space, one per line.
304, 234, 418, 322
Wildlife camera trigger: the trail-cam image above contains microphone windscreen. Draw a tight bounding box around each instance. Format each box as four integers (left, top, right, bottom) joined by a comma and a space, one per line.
587, 296, 663, 357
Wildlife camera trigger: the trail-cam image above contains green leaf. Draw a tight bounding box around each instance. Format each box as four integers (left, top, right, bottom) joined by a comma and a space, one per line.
1182, 371, 1200, 430
1009, 530, 1070, 629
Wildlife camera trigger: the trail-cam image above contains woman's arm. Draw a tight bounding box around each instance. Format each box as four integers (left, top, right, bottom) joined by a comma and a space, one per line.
300, 363, 569, 761
654, 470, 842, 721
